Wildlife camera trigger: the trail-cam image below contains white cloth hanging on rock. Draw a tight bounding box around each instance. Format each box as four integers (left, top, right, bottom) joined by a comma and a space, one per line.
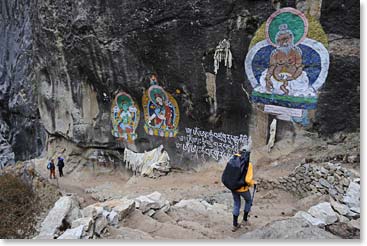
214, 39, 233, 74
123, 145, 171, 178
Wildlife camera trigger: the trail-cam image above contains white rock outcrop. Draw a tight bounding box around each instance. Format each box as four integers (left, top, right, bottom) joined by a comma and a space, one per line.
308, 202, 338, 225
239, 218, 339, 239
57, 225, 84, 240
343, 182, 360, 208
294, 211, 325, 227
35, 195, 82, 239
134, 192, 168, 213
330, 199, 351, 216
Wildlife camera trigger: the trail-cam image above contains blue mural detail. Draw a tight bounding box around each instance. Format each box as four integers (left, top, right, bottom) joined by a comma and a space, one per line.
147, 101, 176, 128
292, 110, 310, 126
251, 95, 317, 109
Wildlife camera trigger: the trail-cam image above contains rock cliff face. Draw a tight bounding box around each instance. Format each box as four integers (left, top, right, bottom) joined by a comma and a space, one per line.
0, 0, 360, 166
31, 0, 272, 147
314, 0, 360, 134
0, 0, 46, 167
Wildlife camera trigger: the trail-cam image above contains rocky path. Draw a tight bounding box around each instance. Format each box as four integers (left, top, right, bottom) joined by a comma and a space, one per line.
32, 130, 361, 240
33, 157, 320, 239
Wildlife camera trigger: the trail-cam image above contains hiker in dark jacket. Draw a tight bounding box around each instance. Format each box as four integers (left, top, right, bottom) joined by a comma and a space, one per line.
231, 146, 256, 232
57, 157, 65, 177
48, 159, 56, 179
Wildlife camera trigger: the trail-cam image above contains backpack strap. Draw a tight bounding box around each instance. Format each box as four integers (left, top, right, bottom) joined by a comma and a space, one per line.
240, 151, 250, 186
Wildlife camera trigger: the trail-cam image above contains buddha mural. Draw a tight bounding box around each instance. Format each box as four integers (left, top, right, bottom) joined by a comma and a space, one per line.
245, 7, 329, 110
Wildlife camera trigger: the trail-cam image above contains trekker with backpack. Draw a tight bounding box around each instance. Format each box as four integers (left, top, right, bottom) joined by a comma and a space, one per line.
47, 159, 56, 179
57, 157, 65, 177
221, 144, 256, 232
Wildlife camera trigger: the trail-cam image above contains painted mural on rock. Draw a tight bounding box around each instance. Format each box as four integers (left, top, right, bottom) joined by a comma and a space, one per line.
245, 7, 329, 112
142, 74, 180, 138
111, 92, 140, 142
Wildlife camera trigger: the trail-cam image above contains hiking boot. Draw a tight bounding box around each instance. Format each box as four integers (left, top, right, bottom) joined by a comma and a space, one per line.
243, 212, 249, 222
241, 220, 250, 226
231, 224, 241, 232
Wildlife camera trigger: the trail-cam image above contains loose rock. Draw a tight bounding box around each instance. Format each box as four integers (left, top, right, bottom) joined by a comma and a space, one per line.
308, 202, 338, 225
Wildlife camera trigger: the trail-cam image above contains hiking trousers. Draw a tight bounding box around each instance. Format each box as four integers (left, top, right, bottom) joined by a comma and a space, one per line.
58, 167, 64, 177
49, 168, 56, 179
231, 190, 252, 216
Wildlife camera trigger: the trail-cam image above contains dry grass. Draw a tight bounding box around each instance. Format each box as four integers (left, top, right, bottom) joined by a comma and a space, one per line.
0, 174, 40, 239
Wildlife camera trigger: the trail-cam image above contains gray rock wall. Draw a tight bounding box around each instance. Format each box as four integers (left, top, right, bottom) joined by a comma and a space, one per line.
0, 0, 360, 166
314, 0, 360, 134
31, 0, 270, 139
258, 162, 360, 203
0, 0, 46, 163
29, 0, 274, 164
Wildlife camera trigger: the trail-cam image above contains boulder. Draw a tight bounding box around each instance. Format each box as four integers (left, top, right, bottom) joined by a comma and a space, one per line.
82, 205, 103, 219
97, 198, 131, 210
318, 178, 330, 188
94, 215, 108, 236
330, 199, 351, 216
327, 163, 337, 171
66, 196, 83, 222
135, 192, 165, 212
71, 217, 93, 233
341, 178, 350, 187
239, 218, 339, 239
336, 214, 350, 223
335, 185, 344, 194
36, 196, 82, 239
200, 200, 213, 209
343, 182, 360, 208
294, 211, 325, 227
345, 210, 358, 219
174, 199, 207, 212
159, 201, 171, 213
82, 206, 97, 218
210, 203, 228, 212
102, 210, 110, 219
90, 198, 136, 222
145, 209, 156, 217
57, 225, 84, 239
146, 191, 163, 202
106, 210, 119, 225
320, 167, 329, 175
308, 202, 338, 225
112, 198, 136, 220
349, 207, 360, 214
327, 176, 335, 184
348, 219, 360, 230
326, 222, 360, 239
328, 188, 338, 198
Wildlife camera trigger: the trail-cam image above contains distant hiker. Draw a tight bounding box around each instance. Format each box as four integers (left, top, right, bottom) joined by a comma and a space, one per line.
57, 157, 65, 177
221, 144, 256, 232
47, 159, 56, 179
